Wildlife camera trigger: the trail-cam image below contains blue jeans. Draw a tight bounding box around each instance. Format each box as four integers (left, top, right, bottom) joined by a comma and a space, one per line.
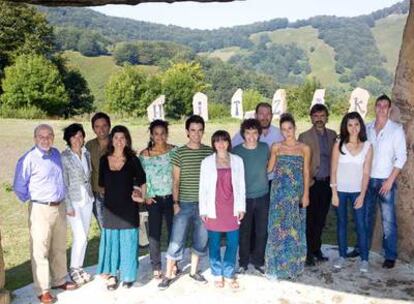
93, 192, 104, 229
365, 178, 398, 260
208, 230, 239, 279
166, 202, 208, 260
336, 192, 368, 261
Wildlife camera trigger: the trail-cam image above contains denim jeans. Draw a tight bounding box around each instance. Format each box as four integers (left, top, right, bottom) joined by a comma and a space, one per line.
166, 202, 208, 260
208, 230, 239, 279
365, 178, 398, 260
92, 192, 104, 229
239, 194, 269, 268
336, 192, 368, 261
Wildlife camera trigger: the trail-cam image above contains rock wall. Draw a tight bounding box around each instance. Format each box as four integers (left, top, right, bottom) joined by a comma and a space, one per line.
6, 0, 232, 7
391, 0, 414, 262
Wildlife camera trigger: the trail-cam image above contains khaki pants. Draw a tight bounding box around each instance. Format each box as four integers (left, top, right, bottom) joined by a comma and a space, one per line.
28, 202, 67, 296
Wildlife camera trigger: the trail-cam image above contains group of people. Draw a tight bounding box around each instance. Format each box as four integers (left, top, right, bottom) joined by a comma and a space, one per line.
13, 94, 407, 303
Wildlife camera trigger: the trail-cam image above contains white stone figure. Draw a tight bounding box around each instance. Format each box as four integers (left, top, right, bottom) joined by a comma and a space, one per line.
348, 87, 370, 119
192, 92, 209, 121
244, 111, 255, 119
147, 95, 165, 121
231, 88, 244, 119
272, 89, 287, 118
311, 89, 326, 108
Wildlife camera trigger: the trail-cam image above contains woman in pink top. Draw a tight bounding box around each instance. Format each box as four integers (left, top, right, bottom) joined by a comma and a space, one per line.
199, 130, 246, 289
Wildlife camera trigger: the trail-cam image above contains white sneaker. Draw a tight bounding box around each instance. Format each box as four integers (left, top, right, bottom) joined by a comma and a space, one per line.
333, 257, 345, 269
359, 260, 369, 273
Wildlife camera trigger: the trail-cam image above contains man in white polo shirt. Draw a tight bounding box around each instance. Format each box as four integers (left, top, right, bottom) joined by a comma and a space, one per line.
364, 94, 407, 269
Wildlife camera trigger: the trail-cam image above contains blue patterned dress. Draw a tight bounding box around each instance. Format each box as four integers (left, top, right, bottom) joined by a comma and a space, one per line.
265, 154, 307, 280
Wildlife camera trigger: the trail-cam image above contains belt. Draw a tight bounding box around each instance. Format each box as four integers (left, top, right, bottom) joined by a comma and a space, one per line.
155, 194, 172, 199
314, 176, 330, 182
31, 200, 61, 206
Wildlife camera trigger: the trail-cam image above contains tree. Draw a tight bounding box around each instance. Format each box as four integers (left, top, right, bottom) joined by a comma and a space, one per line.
77, 31, 107, 57
243, 89, 266, 112
287, 77, 321, 118
162, 62, 207, 119
105, 65, 158, 117
0, 1, 55, 78
1, 54, 68, 115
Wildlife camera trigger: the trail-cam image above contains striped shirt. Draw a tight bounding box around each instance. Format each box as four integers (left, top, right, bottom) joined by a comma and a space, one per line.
171, 144, 213, 203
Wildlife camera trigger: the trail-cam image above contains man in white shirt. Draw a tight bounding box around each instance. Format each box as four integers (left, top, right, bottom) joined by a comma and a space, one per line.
232, 102, 284, 149
363, 94, 407, 269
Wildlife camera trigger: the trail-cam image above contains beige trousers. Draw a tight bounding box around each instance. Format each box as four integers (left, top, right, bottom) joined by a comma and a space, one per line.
28, 202, 67, 296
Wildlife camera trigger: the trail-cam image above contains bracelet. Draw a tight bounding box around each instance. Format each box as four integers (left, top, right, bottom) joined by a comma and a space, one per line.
329, 183, 337, 188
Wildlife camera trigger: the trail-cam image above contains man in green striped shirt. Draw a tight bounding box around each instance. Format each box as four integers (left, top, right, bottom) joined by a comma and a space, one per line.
159, 115, 212, 290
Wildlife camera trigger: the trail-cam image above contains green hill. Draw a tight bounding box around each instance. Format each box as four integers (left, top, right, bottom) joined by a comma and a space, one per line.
63, 51, 158, 107
250, 27, 339, 87
372, 14, 407, 73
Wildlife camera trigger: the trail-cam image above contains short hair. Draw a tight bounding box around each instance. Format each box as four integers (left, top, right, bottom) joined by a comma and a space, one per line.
310, 104, 329, 116
240, 119, 262, 140
255, 102, 272, 114
185, 115, 205, 131
375, 94, 392, 107
211, 130, 232, 153
91, 112, 111, 129
63, 123, 85, 147
34, 124, 54, 137
279, 113, 296, 128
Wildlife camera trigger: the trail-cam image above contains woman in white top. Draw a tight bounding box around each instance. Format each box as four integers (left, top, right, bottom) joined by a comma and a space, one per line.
330, 112, 373, 272
199, 130, 245, 289
62, 123, 94, 285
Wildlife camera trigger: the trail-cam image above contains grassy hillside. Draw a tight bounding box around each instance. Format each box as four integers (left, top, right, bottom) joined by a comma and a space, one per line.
372, 14, 407, 73
63, 51, 159, 108
200, 47, 242, 62
251, 26, 339, 87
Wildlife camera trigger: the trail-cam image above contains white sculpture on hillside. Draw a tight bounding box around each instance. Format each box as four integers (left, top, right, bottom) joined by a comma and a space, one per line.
231, 88, 244, 119
311, 89, 326, 108
192, 92, 208, 121
348, 87, 370, 119
147, 95, 165, 121
272, 89, 287, 118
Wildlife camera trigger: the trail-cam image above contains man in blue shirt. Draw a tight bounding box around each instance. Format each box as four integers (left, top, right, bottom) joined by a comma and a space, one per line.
14, 124, 77, 304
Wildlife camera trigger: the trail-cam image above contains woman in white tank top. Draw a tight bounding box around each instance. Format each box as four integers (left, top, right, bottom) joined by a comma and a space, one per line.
330, 112, 373, 272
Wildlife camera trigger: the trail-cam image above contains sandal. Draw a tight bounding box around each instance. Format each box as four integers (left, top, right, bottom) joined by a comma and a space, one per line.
153, 270, 163, 280
229, 278, 239, 289
69, 268, 86, 285
106, 276, 118, 291
214, 278, 224, 288
79, 268, 93, 283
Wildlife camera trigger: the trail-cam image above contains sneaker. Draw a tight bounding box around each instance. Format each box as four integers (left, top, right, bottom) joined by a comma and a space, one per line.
305, 255, 316, 267
158, 277, 172, 290
189, 272, 208, 284
237, 266, 247, 274
359, 260, 369, 273
69, 268, 85, 285
382, 259, 395, 269
313, 250, 329, 262
333, 257, 345, 269
254, 265, 265, 276
346, 249, 360, 258
122, 282, 133, 289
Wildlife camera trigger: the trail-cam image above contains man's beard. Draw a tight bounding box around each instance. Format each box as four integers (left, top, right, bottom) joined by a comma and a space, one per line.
260, 121, 271, 129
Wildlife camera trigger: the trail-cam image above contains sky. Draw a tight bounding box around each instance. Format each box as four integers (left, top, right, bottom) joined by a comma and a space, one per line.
92, 0, 403, 30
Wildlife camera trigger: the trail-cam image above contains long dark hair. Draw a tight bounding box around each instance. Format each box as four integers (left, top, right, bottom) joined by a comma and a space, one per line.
107, 125, 136, 158
147, 119, 169, 151
339, 112, 367, 155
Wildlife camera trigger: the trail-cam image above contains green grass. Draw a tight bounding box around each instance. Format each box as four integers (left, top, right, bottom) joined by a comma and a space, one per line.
372, 14, 407, 73
199, 47, 242, 62
250, 26, 340, 87
0, 118, 356, 291
62, 51, 159, 108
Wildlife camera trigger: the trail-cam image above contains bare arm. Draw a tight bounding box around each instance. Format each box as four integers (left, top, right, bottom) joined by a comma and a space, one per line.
330, 142, 340, 207
354, 145, 373, 209
302, 144, 311, 208
172, 165, 181, 214
267, 143, 279, 173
